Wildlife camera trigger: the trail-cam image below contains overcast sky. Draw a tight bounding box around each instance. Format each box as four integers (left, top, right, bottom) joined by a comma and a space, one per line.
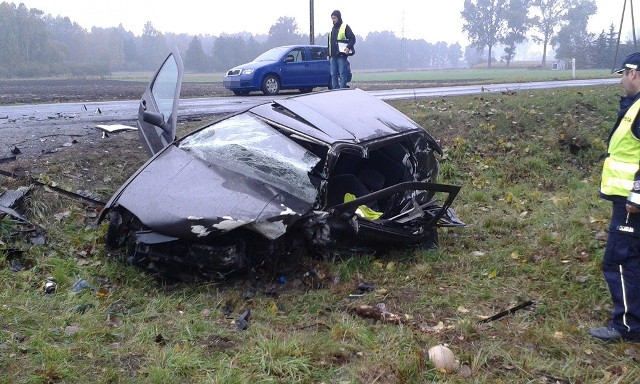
11, 0, 629, 45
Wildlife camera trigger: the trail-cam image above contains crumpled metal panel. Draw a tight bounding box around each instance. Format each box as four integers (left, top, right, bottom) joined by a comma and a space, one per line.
114, 145, 315, 242
249, 88, 423, 144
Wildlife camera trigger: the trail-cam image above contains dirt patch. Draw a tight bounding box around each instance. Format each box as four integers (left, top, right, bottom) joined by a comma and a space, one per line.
0, 79, 226, 105
0, 78, 453, 106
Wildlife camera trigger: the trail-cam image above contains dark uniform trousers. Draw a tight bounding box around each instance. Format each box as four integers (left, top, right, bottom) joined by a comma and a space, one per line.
604, 200, 640, 340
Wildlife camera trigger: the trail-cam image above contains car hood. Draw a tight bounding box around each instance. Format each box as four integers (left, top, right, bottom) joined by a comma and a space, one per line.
108, 145, 315, 242
249, 88, 442, 152
229, 61, 275, 71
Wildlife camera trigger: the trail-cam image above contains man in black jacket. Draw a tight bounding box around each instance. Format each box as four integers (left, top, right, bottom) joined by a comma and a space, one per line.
327, 10, 355, 89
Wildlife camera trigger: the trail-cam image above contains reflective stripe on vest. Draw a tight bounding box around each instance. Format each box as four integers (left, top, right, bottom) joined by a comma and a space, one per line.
601, 99, 640, 197
329, 23, 348, 56
337, 23, 348, 42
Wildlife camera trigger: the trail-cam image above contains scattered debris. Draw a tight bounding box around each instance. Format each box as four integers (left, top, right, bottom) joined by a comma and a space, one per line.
42, 277, 57, 294
70, 303, 94, 314
154, 334, 167, 345
0, 169, 104, 206
348, 282, 377, 299
8, 258, 25, 272
478, 300, 534, 324
356, 282, 376, 292
0, 186, 32, 223
353, 304, 402, 324
70, 278, 95, 293
95, 124, 137, 133
10, 146, 21, 155
235, 308, 251, 331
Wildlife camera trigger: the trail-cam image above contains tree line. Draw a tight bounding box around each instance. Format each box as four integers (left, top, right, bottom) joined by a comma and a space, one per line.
0, 1, 636, 78
0, 2, 465, 78
461, 0, 635, 69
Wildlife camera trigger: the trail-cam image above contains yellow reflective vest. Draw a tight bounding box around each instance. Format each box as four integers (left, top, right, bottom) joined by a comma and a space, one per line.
601, 99, 640, 197
329, 23, 349, 56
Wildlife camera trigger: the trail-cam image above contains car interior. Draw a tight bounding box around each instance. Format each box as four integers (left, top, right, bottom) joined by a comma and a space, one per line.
326, 143, 412, 214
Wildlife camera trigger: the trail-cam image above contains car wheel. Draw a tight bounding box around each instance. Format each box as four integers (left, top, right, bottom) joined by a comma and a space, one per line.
105, 210, 125, 249
261, 75, 280, 95
105, 209, 133, 250
299, 87, 313, 94
232, 90, 250, 96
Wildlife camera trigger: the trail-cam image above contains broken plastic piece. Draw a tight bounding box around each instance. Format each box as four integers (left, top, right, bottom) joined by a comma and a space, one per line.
71, 278, 95, 292
95, 124, 137, 133
236, 308, 251, 331
43, 278, 57, 294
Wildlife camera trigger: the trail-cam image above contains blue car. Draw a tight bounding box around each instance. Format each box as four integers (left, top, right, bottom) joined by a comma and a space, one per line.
223, 45, 331, 96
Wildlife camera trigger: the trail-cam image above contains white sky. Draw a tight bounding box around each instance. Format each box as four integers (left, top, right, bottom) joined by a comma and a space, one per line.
11, 0, 630, 45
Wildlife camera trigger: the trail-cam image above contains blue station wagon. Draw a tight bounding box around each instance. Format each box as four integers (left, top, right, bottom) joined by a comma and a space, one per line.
223, 45, 331, 96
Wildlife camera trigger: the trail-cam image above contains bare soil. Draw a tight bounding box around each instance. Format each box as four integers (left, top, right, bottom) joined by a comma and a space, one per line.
0, 79, 222, 105
0, 78, 448, 105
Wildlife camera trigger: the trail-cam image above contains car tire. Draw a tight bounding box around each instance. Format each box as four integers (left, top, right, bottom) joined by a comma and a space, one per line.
232, 90, 250, 96
261, 75, 280, 95
299, 87, 313, 94
105, 209, 133, 250
105, 210, 124, 249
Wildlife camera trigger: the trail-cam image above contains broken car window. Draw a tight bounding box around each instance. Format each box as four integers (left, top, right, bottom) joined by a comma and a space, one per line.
179, 113, 321, 203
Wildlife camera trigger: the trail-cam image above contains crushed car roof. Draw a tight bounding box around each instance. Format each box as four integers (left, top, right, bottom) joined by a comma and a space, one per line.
249, 88, 440, 148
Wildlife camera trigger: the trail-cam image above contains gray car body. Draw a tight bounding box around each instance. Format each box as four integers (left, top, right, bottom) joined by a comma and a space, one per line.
99, 48, 463, 276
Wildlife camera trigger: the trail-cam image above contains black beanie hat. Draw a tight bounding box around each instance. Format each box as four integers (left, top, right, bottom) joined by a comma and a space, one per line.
331, 10, 341, 20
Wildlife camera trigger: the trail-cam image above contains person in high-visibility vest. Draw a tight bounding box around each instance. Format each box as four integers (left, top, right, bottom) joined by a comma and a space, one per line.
591, 52, 640, 343
327, 10, 355, 90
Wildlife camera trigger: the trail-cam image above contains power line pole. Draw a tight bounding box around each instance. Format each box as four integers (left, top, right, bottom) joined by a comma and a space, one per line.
613, 0, 638, 73
310, 0, 315, 44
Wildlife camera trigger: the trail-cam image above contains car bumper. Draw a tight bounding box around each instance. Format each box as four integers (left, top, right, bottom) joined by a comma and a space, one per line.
223, 76, 257, 91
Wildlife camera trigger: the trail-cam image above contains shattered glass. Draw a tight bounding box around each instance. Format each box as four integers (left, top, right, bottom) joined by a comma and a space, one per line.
179, 114, 320, 203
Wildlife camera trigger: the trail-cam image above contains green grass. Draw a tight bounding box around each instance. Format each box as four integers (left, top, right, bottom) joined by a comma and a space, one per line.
108, 67, 615, 85
3, 84, 640, 383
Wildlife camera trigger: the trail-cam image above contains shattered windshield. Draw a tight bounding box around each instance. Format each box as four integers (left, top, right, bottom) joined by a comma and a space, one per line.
179, 113, 320, 203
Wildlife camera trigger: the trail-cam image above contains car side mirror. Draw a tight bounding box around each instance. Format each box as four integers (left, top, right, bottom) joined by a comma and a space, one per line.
285, 55, 294, 63
143, 110, 171, 135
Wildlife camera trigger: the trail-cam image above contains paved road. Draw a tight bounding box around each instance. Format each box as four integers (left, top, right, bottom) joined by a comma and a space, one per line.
0, 78, 619, 158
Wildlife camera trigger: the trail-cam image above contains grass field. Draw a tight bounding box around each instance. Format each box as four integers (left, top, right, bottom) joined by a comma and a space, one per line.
110, 67, 615, 85
2, 82, 640, 383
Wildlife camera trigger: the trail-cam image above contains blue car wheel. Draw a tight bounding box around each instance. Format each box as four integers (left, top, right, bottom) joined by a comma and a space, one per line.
261, 75, 280, 95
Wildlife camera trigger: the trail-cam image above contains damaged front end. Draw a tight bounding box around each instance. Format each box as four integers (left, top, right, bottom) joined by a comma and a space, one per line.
99, 48, 464, 279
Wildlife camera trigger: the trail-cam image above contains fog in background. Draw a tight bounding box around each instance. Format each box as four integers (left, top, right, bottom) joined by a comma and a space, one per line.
0, 0, 637, 77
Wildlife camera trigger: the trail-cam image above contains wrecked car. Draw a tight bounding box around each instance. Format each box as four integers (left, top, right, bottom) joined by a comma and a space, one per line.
99, 48, 464, 278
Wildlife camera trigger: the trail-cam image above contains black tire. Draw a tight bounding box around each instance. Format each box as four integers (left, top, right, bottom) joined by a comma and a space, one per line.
261, 75, 280, 95
106, 209, 133, 250
299, 87, 313, 94
232, 90, 250, 96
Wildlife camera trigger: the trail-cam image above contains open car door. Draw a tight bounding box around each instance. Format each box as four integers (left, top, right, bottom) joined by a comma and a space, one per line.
137, 47, 183, 155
